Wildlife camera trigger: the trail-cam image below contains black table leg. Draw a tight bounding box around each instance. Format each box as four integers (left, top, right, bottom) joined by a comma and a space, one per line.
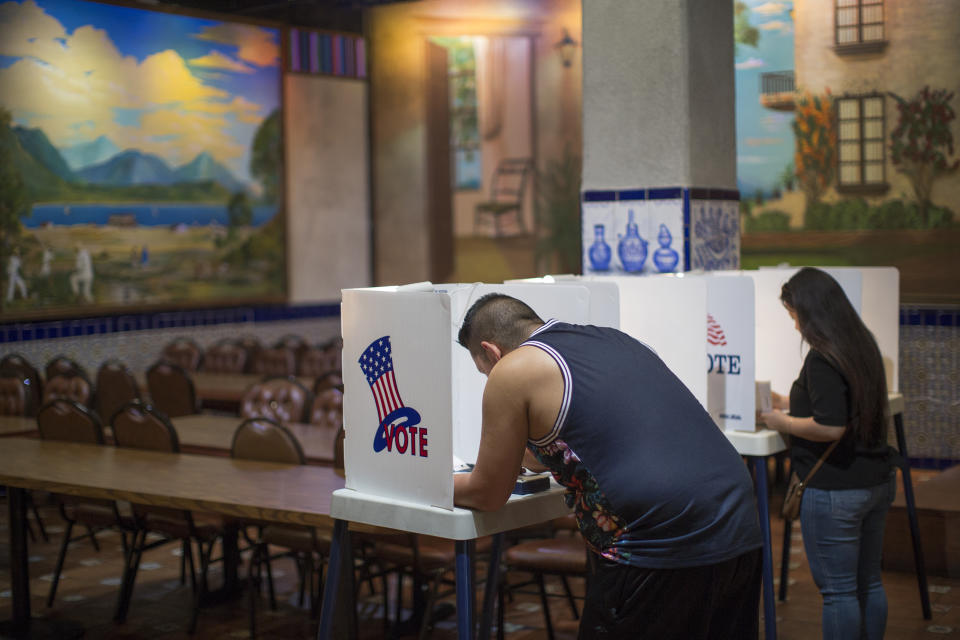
893, 412, 932, 620
0, 486, 83, 639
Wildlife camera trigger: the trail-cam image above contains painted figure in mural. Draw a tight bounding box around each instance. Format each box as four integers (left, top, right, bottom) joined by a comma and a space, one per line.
455, 293, 763, 639
141, 244, 149, 268
5, 249, 29, 302
70, 245, 94, 303
761, 268, 895, 640
40, 246, 53, 277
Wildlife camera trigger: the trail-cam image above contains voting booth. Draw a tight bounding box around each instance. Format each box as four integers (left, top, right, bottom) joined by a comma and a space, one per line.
340, 281, 597, 510
512, 273, 760, 432
743, 266, 900, 398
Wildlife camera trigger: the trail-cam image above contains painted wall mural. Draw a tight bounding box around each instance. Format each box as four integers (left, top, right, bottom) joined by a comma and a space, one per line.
734, 0, 960, 303
0, 0, 284, 318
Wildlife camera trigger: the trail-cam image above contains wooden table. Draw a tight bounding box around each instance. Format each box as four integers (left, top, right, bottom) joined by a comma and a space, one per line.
0, 415, 36, 438
0, 437, 344, 638
171, 414, 337, 465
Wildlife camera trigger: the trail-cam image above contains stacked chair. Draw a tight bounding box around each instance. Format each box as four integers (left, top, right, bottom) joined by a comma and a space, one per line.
309, 388, 343, 428
250, 346, 297, 378
42, 356, 94, 410
161, 337, 204, 372
239, 376, 313, 424
0, 352, 43, 415
0, 369, 35, 417
111, 401, 226, 633
201, 338, 249, 374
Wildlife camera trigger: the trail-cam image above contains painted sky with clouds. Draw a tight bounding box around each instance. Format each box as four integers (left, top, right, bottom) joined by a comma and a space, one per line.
735, 0, 794, 196
0, 0, 280, 184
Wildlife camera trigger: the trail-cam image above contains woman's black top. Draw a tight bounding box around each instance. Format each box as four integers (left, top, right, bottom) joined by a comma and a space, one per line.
789, 349, 894, 490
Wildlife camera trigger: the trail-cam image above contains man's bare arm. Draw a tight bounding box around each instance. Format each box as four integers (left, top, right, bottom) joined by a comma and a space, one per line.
453, 354, 530, 511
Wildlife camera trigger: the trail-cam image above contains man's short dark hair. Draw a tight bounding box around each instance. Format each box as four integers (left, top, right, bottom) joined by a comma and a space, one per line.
457, 293, 544, 354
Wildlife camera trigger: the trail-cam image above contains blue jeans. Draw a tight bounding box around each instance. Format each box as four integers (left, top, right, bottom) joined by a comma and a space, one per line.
800, 473, 896, 640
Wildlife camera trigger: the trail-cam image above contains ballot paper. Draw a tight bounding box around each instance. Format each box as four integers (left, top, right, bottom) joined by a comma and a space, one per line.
756, 381, 772, 413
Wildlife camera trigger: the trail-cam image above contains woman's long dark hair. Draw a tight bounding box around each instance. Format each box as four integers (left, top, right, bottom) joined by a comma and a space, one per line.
781, 268, 888, 447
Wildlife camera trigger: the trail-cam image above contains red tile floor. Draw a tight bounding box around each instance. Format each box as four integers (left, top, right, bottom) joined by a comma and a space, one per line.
1, 469, 957, 639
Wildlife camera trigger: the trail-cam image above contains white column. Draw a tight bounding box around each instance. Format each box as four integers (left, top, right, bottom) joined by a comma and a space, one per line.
580, 0, 740, 275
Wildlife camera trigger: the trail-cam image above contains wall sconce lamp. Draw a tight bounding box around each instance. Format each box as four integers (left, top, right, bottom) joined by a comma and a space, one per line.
555, 28, 578, 68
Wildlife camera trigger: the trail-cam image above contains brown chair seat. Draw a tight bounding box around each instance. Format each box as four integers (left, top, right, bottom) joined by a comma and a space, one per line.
137, 510, 224, 542
261, 524, 332, 554
374, 535, 494, 573
505, 536, 588, 574
65, 503, 135, 530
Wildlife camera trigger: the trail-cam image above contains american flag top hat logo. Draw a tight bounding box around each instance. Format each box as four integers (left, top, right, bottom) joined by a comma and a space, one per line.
707, 314, 728, 346
358, 336, 427, 457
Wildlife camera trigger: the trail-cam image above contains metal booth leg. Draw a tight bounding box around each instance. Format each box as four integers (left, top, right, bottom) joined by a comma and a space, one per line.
455, 539, 477, 640
893, 412, 932, 620
750, 456, 777, 640
317, 519, 356, 640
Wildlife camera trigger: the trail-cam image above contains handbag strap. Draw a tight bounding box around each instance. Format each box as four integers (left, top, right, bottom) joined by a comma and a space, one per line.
800, 439, 841, 485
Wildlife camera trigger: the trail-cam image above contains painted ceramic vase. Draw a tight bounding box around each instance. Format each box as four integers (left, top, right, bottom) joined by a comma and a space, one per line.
618, 209, 648, 272
588, 224, 612, 271
653, 223, 679, 272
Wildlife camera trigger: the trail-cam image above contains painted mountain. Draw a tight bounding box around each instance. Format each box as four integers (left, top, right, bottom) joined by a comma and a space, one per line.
60, 135, 121, 171
174, 152, 244, 192
13, 126, 75, 181
76, 150, 177, 186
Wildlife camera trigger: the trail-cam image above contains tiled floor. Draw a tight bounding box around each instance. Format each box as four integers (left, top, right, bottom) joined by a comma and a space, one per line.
1, 472, 958, 639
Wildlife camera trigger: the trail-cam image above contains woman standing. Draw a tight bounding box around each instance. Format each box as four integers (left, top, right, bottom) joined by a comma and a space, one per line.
761, 267, 896, 640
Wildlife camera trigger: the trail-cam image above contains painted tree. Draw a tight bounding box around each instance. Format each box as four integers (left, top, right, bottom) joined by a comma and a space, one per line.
734, 2, 760, 55
792, 91, 836, 208
227, 191, 253, 229
0, 108, 30, 247
250, 109, 281, 204
889, 87, 959, 221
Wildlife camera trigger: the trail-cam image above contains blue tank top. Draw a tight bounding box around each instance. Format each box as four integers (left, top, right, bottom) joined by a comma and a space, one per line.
523, 320, 762, 568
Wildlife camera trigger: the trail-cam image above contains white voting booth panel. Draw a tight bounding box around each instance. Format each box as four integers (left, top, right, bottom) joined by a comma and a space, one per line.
701, 275, 757, 431
587, 275, 709, 408
747, 266, 898, 397
507, 276, 621, 329
341, 283, 591, 510
512, 275, 712, 410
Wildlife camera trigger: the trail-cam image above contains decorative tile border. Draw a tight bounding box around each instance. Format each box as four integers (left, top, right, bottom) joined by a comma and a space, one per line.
0, 303, 340, 344
898, 306, 960, 468
581, 187, 740, 276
